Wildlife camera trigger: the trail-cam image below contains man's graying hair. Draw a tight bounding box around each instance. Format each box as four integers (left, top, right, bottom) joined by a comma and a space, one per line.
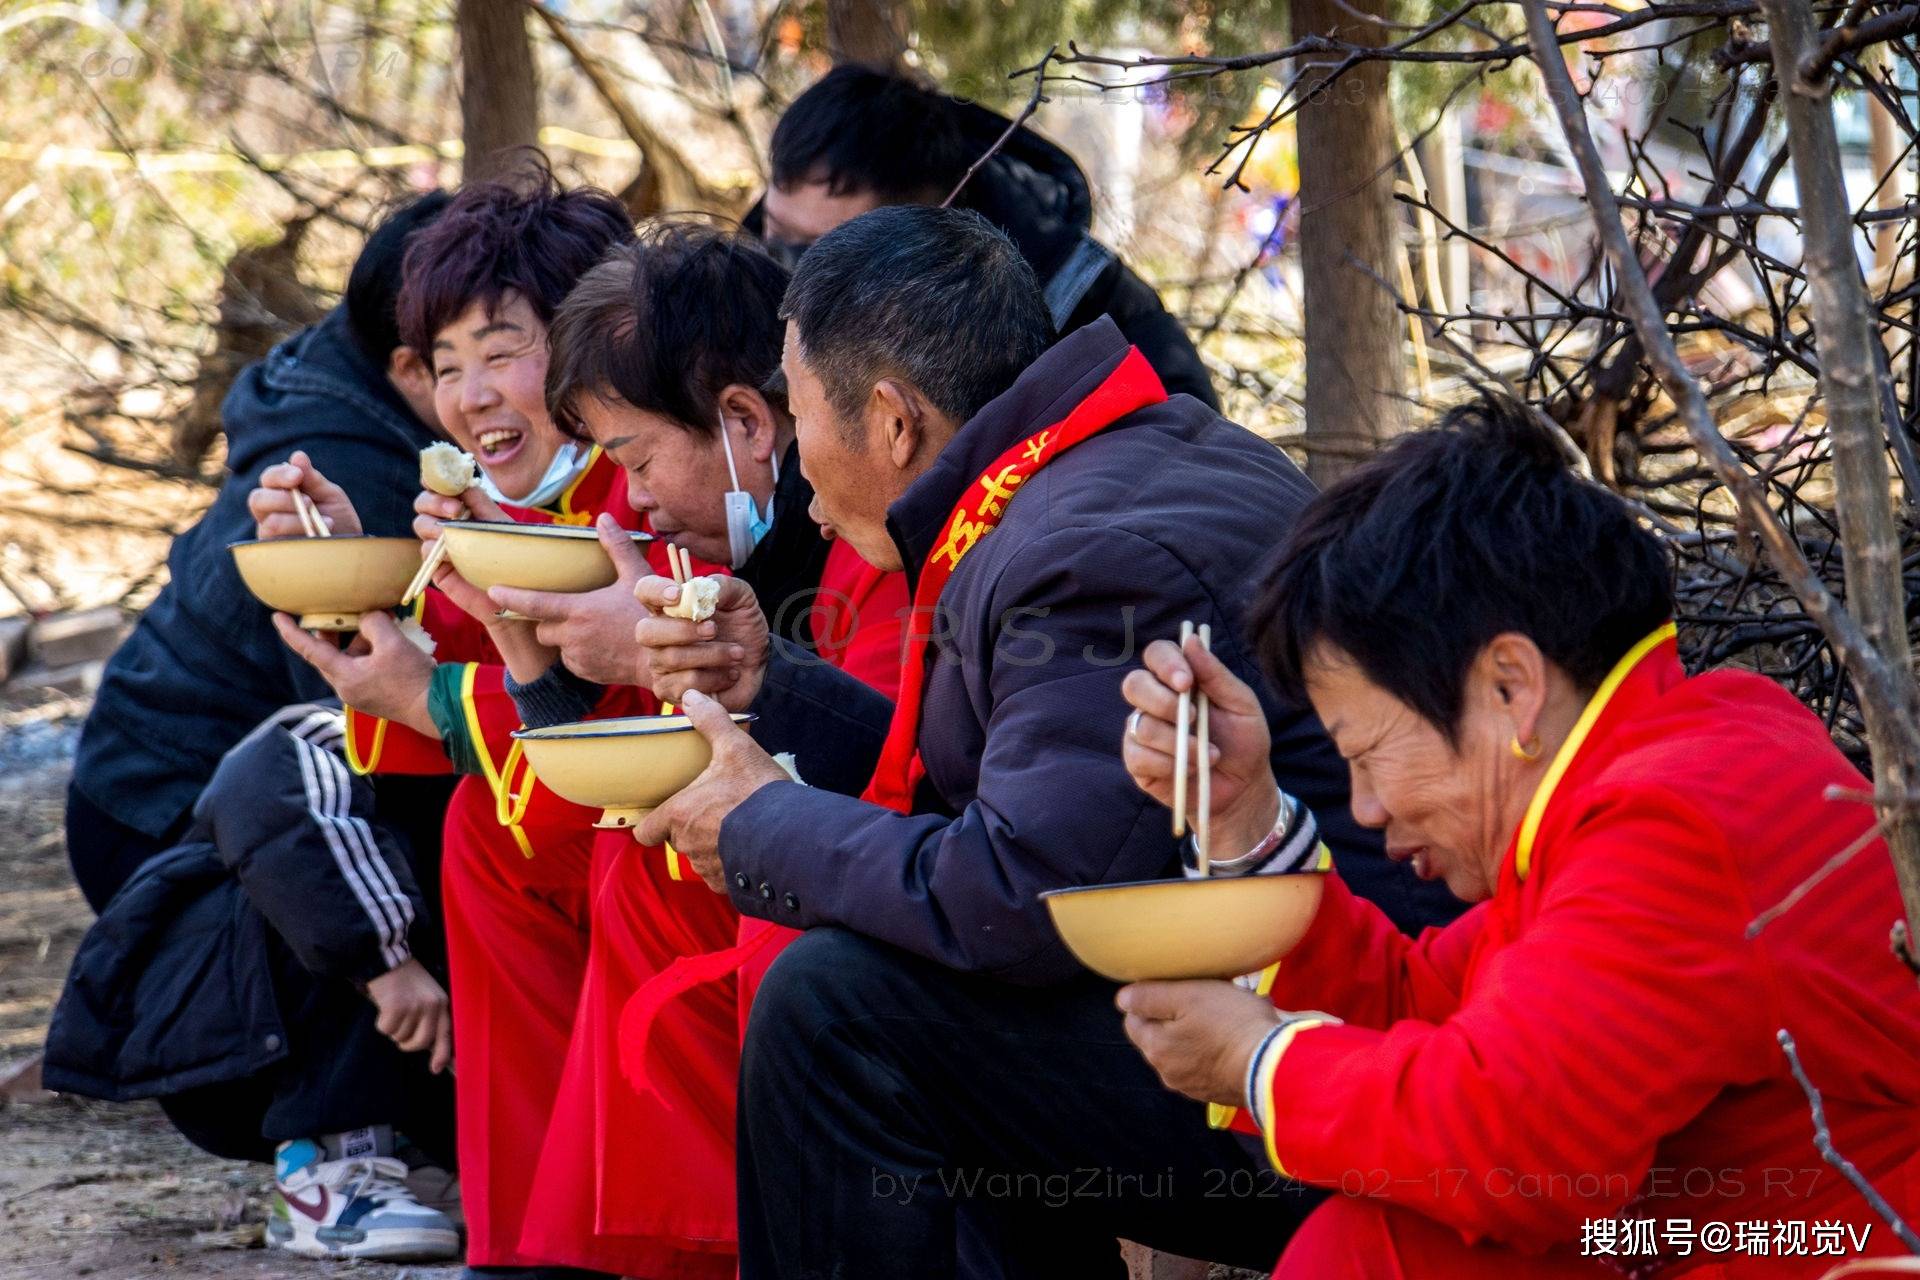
778, 205, 1053, 433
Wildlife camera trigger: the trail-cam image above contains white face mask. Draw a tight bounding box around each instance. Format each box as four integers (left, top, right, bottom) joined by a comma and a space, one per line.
478, 441, 589, 510
721, 414, 779, 569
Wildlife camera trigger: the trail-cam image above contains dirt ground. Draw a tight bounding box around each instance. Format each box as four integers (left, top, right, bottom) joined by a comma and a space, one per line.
0, 683, 463, 1280
0, 679, 1256, 1280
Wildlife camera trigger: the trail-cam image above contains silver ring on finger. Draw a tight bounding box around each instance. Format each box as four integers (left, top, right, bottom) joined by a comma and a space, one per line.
1128, 709, 1145, 742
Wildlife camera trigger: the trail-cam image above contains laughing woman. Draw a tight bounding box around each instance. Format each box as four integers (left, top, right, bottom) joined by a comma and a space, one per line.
254, 164, 676, 1280
1117, 398, 1920, 1279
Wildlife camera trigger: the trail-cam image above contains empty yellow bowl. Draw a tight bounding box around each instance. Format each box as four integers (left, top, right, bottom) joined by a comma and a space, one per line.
1041, 873, 1328, 982
513, 713, 755, 832
440, 521, 654, 599
230, 536, 422, 632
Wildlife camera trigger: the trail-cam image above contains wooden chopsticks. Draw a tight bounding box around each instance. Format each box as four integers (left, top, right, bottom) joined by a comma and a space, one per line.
666, 542, 693, 587
403, 500, 474, 608
1173, 621, 1194, 841
1196, 623, 1212, 876
293, 490, 329, 540
1171, 620, 1213, 875
402, 533, 450, 608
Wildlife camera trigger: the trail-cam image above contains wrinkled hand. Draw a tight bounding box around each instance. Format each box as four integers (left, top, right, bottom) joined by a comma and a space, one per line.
1121, 633, 1281, 859
633, 690, 788, 892
424, 552, 558, 683
248, 450, 362, 539
1115, 980, 1283, 1107
365, 957, 452, 1074
272, 610, 438, 738
484, 514, 652, 687
633, 575, 769, 711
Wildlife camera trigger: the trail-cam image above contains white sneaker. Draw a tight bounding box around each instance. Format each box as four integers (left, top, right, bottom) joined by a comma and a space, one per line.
267, 1129, 459, 1261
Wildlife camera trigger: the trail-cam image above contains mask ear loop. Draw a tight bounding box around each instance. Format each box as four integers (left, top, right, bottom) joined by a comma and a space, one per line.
721, 410, 745, 491
720, 408, 779, 490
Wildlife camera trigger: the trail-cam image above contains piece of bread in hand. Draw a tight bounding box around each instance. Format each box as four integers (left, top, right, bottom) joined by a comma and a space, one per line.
420, 442, 477, 497
662, 575, 721, 622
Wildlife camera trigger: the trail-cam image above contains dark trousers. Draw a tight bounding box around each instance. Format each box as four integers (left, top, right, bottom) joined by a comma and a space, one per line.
65, 780, 181, 914
158, 773, 459, 1167
159, 925, 457, 1167
737, 928, 1319, 1280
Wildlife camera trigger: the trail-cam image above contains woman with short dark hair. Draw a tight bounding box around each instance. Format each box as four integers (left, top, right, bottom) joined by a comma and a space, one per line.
1117, 397, 1920, 1278
499, 220, 905, 1279
260, 162, 662, 1280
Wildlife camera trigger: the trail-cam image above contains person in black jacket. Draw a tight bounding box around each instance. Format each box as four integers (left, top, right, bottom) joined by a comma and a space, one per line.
629, 207, 1462, 1277
744, 64, 1219, 410
46, 703, 461, 1263
67, 192, 451, 913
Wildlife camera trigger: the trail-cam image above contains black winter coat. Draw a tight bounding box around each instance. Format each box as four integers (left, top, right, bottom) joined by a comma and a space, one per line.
45, 705, 434, 1102
73, 307, 436, 853
731, 318, 1462, 984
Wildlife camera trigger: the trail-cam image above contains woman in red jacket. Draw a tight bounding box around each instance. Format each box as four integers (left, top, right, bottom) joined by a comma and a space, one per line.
1116, 397, 1920, 1278
270, 216, 902, 1278
257, 169, 675, 1280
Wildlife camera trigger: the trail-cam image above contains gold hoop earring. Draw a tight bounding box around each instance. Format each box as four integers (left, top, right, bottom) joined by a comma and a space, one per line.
1510, 735, 1542, 762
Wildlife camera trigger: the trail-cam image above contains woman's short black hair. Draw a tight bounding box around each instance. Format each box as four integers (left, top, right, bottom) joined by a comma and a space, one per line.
1253, 396, 1675, 735
769, 65, 970, 203
396, 155, 635, 355
546, 220, 790, 440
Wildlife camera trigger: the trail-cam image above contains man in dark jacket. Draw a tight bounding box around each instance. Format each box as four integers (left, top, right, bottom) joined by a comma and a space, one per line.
67, 192, 450, 912
745, 64, 1219, 410
630, 207, 1462, 1277
46, 703, 459, 1262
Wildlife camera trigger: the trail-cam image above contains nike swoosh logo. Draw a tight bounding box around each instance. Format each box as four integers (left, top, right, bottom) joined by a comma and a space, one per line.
282, 1185, 330, 1222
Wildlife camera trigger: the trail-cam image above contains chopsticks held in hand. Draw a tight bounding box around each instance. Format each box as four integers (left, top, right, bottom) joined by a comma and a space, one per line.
666, 542, 694, 587
402, 504, 476, 608
402, 532, 450, 608
293, 490, 329, 540
1171, 620, 1213, 876
1196, 624, 1212, 876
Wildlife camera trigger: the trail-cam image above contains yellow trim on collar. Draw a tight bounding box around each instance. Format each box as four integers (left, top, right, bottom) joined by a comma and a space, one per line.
1513, 622, 1677, 881
554, 445, 603, 524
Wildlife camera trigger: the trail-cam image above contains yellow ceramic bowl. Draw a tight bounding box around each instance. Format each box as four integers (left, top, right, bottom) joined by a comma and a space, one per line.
513, 713, 755, 830
1041, 872, 1328, 982
440, 521, 654, 597
229, 536, 422, 632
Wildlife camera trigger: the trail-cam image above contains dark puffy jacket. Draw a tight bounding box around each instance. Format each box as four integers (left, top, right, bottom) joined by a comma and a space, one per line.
728, 318, 1462, 984
73, 308, 436, 851
745, 100, 1218, 410
45, 705, 434, 1101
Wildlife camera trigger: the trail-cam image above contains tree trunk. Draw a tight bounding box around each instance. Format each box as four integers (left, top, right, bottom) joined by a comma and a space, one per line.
174, 221, 326, 467
1413, 110, 1469, 315
457, 0, 540, 181
1755, 0, 1920, 967
1292, 0, 1406, 485
529, 5, 733, 218
827, 0, 908, 71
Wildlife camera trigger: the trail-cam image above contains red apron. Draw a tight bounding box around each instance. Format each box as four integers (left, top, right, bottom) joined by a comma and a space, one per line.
339, 447, 693, 1267
519, 538, 908, 1272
